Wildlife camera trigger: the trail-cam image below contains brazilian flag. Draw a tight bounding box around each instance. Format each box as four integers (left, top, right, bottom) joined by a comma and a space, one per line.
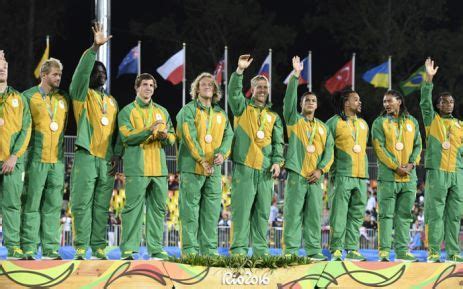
400, 65, 426, 96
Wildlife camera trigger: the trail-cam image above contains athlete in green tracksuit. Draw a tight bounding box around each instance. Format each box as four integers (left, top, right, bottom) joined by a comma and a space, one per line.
372, 90, 422, 262
70, 23, 122, 260
420, 58, 463, 263
282, 57, 333, 260
327, 89, 369, 262
228, 55, 285, 257
118, 73, 176, 260
0, 50, 32, 260
176, 72, 233, 256
21, 58, 69, 260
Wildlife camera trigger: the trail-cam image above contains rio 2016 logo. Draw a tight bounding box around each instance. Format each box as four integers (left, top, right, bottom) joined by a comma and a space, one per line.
222, 271, 270, 285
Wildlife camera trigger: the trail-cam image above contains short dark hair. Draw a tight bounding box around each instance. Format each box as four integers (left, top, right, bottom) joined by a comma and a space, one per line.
433, 91, 454, 111
300, 91, 317, 105
134, 73, 157, 89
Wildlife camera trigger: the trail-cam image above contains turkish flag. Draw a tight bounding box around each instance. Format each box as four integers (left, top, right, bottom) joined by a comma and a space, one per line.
325, 60, 353, 94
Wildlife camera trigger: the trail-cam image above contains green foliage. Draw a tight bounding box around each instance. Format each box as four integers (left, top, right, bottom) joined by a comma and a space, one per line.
168, 254, 313, 269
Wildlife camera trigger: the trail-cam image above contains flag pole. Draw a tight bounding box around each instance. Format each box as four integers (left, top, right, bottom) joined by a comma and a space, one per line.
137, 41, 141, 76
388, 55, 392, 90
224, 46, 229, 176
224, 46, 228, 115
182, 42, 186, 106
46, 35, 50, 53
352, 53, 356, 90
268, 48, 272, 103
308, 50, 312, 91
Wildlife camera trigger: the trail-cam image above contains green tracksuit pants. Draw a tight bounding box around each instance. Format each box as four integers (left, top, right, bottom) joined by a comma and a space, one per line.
425, 169, 463, 257
70, 149, 114, 251
230, 163, 273, 257
0, 161, 25, 250
329, 176, 367, 251
21, 161, 64, 254
179, 172, 222, 256
120, 176, 167, 255
377, 180, 415, 253
283, 171, 323, 256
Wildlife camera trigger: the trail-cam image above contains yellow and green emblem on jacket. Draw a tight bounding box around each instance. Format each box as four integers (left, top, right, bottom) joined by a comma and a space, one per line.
0, 86, 31, 162
23, 86, 68, 163
70, 49, 120, 160
421, 82, 463, 172
227, 72, 284, 171
119, 97, 176, 177
283, 74, 334, 178
326, 114, 369, 178
176, 100, 233, 176
372, 114, 422, 182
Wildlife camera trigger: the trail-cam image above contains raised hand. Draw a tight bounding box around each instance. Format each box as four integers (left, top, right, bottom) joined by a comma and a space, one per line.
236, 54, 253, 74
92, 22, 112, 50
292, 56, 303, 78
425, 57, 438, 82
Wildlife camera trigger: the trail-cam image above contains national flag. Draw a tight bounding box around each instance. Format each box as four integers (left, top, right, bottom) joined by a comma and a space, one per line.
325, 60, 353, 94
213, 58, 224, 84
400, 65, 426, 96
117, 45, 140, 77
283, 57, 310, 85
156, 48, 184, 85
362, 61, 389, 88
246, 54, 271, 97
34, 39, 50, 79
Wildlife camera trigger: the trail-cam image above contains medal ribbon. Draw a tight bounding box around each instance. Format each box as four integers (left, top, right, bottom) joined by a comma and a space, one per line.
45, 96, 59, 123
135, 100, 154, 127
257, 109, 267, 133
205, 106, 214, 136
393, 117, 404, 144
440, 117, 455, 144
306, 119, 318, 147
347, 117, 360, 145
95, 91, 108, 115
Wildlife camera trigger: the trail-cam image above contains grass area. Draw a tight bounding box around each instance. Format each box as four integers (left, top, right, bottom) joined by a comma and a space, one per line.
168, 254, 314, 269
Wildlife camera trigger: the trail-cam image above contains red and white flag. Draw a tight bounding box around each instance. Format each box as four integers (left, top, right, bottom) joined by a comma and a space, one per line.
156, 48, 184, 85
213, 59, 224, 85
325, 60, 353, 94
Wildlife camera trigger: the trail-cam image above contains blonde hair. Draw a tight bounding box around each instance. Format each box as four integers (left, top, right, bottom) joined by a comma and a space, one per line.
250, 75, 269, 88
40, 58, 63, 75
190, 72, 222, 103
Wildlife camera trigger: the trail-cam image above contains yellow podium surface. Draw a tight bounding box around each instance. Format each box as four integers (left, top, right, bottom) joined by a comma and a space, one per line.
0, 260, 462, 288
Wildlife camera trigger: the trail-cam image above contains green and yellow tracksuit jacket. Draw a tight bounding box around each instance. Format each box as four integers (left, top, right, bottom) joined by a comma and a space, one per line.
118, 97, 176, 177
372, 114, 422, 182
283, 75, 334, 177
176, 99, 233, 176
326, 114, 369, 178
22, 86, 68, 163
227, 72, 285, 170
70, 49, 121, 160
420, 82, 463, 172
0, 86, 31, 162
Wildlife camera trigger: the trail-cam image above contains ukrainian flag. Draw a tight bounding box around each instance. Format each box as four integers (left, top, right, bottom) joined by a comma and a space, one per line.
362, 61, 389, 88
400, 65, 426, 96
